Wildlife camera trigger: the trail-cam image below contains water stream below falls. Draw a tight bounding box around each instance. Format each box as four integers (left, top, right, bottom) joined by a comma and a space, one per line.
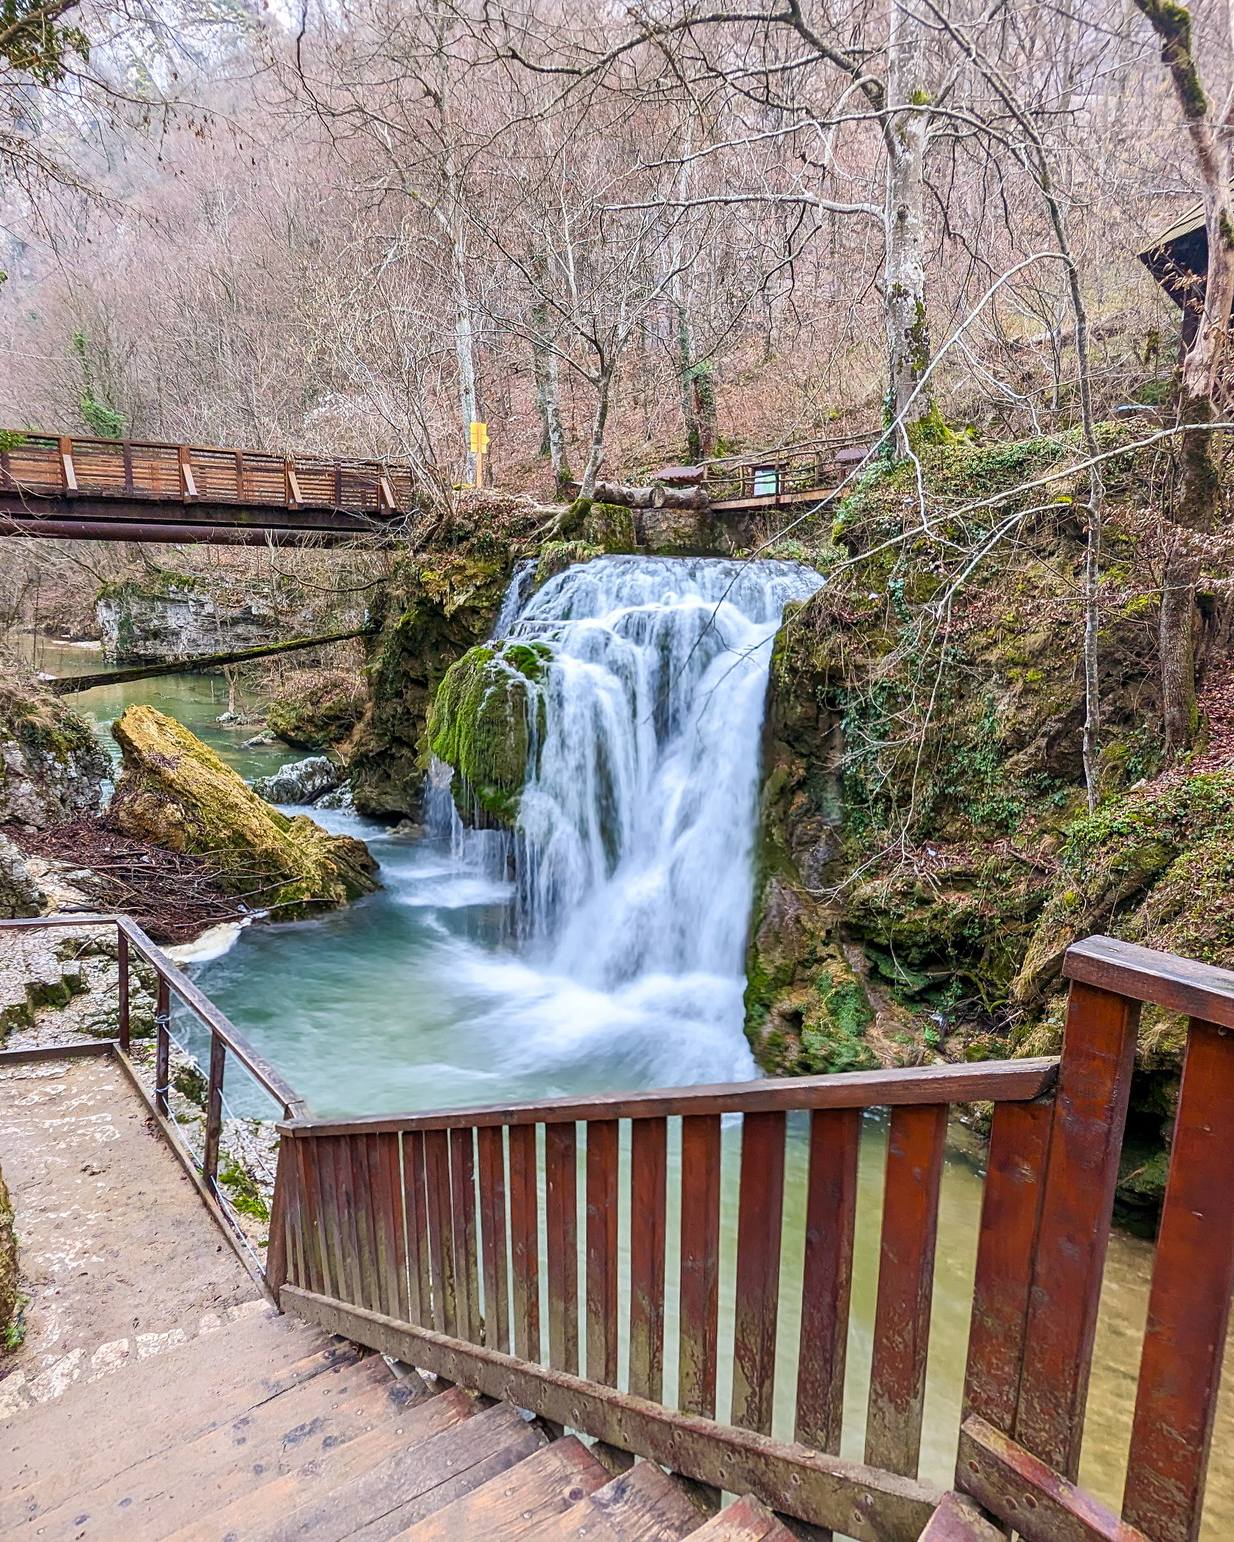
24, 552, 1234, 1529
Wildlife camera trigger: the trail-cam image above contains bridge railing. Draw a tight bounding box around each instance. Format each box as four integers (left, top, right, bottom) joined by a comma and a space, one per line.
269, 934, 1234, 1539
0, 432, 416, 515
702, 432, 879, 506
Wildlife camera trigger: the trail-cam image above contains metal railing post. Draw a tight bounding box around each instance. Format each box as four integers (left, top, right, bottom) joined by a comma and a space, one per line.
202, 1031, 226, 1193
116, 924, 130, 1054
154, 973, 171, 1117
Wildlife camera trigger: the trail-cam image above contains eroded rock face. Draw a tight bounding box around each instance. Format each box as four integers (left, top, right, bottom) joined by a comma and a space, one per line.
110, 706, 378, 920
97, 575, 290, 662
0, 689, 109, 829
251, 756, 341, 808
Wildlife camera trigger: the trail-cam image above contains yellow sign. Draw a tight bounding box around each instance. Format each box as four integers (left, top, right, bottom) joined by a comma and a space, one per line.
469, 421, 489, 454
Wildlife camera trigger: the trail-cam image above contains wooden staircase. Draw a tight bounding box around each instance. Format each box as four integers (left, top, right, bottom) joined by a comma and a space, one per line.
0, 1306, 793, 1541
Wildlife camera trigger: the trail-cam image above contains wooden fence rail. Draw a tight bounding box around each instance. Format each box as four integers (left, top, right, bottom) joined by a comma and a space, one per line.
271, 934, 1234, 1540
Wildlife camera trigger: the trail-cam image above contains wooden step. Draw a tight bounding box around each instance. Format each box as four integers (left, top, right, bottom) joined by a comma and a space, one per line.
528, 1460, 703, 1540
9, 1349, 421, 1539
301, 1401, 549, 1542
1, 1310, 355, 1525
395, 1435, 611, 1541
688, 1495, 797, 1540
165, 1384, 485, 1542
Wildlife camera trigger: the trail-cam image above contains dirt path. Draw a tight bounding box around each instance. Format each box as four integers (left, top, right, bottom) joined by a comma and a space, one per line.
0, 1053, 265, 1418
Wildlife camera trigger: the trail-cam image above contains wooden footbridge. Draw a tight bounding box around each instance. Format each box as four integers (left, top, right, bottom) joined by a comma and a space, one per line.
0, 429, 876, 546
2, 913, 1232, 1539
0, 433, 420, 545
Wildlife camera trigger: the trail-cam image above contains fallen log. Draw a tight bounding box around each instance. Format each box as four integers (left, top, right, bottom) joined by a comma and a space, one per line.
43, 627, 373, 694
590, 480, 710, 511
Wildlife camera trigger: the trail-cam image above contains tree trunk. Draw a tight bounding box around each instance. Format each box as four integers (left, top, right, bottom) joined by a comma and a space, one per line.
882, 0, 935, 454
531, 297, 572, 497
675, 301, 716, 461
1160, 537, 1201, 755
578, 371, 613, 501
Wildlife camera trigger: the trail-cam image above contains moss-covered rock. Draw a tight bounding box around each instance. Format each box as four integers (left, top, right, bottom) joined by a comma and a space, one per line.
428, 640, 550, 826
266, 669, 365, 751
0, 1162, 16, 1351
350, 555, 512, 817
0, 671, 109, 829
110, 705, 378, 920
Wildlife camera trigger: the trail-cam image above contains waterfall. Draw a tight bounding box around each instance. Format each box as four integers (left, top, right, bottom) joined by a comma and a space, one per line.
441, 554, 821, 1087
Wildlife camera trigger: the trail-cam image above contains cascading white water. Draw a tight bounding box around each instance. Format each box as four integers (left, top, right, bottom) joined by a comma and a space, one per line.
440, 554, 821, 1087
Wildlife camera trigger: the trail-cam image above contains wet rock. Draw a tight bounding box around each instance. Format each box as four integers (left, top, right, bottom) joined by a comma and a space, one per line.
109, 705, 378, 921
267, 669, 366, 751
251, 755, 341, 807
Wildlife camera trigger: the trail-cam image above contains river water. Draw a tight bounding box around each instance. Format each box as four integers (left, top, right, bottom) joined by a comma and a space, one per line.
24, 556, 1234, 1530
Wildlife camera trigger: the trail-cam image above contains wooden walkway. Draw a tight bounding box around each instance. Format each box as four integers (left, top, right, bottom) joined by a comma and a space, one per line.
0, 433, 419, 545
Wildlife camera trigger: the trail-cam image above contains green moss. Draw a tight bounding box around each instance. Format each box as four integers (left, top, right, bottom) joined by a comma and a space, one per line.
0, 1164, 15, 1351
218, 1158, 270, 1221
267, 671, 365, 750
428, 639, 551, 826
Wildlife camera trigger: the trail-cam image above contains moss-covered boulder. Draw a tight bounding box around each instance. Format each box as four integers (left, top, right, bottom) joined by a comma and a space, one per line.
267, 670, 366, 751
110, 706, 378, 919
428, 640, 550, 826
0, 1161, 16, 1351
350, 555, 512, 817
0, 672, 109, 829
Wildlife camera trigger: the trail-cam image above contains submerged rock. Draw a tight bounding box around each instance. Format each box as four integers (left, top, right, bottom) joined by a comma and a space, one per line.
251, 755, 342, 807
0, 676, 109, 829
428, 639, 550, 827
109, 706, 378, 920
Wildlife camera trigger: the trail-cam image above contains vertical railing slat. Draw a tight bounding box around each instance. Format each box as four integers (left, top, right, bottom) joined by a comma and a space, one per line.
349, 1134, 381, 1313
318, 1137, 351, 1303
403, 1130, 430, 1325
731, 1110, 786, 1435
585, 1118, 619, 1386
678, 1114, 721, 1418
545, 1122, 579, 1374
1123, 1017, 1234, 1542
629, 1116, 668, 1402
962, 1097, 1053, 1434
477, 1125, 510, 1351
1015, 981, 1140, 1478
796, 1107, 860, 1453
864, 1102, 947, 1476
508, 1123, 541, 1362
368, 1131, 408, 1321
423, 1128, 457, 1335
449, 1127, 480, 1342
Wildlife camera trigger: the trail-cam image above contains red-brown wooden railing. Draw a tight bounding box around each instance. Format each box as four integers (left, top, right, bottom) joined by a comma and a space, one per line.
0, 431, 416, 526
268, 934, 1234, 1540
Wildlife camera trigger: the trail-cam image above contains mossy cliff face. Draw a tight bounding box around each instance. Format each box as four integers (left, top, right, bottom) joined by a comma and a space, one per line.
110, 705, 378, 919
267, 670, 366, 751
428, 640, 549, 826
0, 679, 109, 829
350, 555, 511, 817
744, 428, 1186, 1079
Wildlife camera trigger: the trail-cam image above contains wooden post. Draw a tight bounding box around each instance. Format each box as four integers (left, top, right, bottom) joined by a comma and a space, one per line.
202, 1030, 227, 1193
178, 444, 198, 498
234, 450, 246, 500
116, 926, 130, 1054
58, 436, 77, 493
154, 974, 171, 1118
122, 439, 134, 494
1012, 979, 1140, 1478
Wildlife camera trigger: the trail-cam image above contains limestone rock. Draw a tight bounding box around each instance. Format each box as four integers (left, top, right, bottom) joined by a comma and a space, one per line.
251, 755, 341, 807
110, 705, 378, 920
0, 832, 46, 919
96, 574, 290, 662
0, 679, 109, 829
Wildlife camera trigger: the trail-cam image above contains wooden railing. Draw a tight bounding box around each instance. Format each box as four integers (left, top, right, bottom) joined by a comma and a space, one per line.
0, 432, 416, 517
701, 432, 878, 506
0, 913, 304, 1265
269, 934, 1234, 1540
